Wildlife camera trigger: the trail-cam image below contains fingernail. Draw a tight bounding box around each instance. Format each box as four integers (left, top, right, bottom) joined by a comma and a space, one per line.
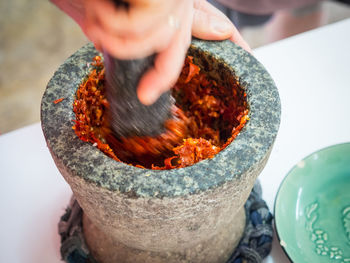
139, 90, 159, 106
211, 18, 233, 34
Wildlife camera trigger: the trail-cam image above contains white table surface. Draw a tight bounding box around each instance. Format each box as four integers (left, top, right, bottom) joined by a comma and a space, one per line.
1, 18, 350, 263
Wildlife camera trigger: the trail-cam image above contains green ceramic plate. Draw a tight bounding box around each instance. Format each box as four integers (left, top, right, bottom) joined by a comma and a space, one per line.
275, 143, 350, 262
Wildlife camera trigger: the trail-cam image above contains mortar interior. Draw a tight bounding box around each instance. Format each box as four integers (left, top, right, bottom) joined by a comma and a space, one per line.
41, 39, 281, 198
74, 53, 248, 169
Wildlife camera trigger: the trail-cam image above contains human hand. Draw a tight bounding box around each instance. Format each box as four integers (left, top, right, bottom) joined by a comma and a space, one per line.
51, 0, 251, 105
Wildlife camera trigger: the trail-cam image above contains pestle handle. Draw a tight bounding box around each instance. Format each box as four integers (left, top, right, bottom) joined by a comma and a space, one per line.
104, 53, 174, 138
104, 0, 174, 138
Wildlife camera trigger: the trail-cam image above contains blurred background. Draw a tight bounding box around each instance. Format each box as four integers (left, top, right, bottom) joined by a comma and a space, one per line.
1, 0, 350, 134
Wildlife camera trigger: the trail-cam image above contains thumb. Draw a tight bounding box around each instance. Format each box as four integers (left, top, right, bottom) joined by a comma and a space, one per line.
192, 7, 234, 40
192, 0, 252, 53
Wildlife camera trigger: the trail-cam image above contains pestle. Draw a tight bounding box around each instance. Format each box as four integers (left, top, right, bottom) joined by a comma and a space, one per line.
104, 53, 174, 138
104, 0, 174, 138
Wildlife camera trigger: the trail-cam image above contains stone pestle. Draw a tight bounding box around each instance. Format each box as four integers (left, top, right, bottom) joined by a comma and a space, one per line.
103, 53, 174, 138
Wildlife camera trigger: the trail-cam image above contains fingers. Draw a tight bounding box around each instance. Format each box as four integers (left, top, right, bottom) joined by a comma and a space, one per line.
85, 16, 176, 59
137, 2, 193, 105
84, 0, 181, 59
90, 0, 155, 37
86, 0, 174, 38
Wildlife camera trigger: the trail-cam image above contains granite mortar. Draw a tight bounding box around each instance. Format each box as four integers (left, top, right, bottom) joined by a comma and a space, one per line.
41, 39, 281, 263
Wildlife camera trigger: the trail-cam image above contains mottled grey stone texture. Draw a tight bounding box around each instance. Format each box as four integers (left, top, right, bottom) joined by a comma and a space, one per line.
82, 207, 245, 263
41, 39, 280, 263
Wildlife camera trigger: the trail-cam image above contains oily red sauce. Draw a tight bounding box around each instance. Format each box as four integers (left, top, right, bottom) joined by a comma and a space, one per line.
73, 56, 248, 169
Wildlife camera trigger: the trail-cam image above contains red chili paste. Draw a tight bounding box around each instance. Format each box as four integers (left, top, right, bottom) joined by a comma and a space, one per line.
73, 56, 248, 169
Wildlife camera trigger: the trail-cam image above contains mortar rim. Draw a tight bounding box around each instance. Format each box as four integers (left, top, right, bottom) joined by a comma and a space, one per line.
41, 39, 281, 198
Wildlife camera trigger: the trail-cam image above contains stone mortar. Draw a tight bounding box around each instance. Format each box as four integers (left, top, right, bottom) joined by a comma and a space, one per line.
41, 39, 281, 263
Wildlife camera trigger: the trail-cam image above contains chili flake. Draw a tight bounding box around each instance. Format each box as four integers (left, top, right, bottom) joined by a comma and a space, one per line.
53, 98, 64, 104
